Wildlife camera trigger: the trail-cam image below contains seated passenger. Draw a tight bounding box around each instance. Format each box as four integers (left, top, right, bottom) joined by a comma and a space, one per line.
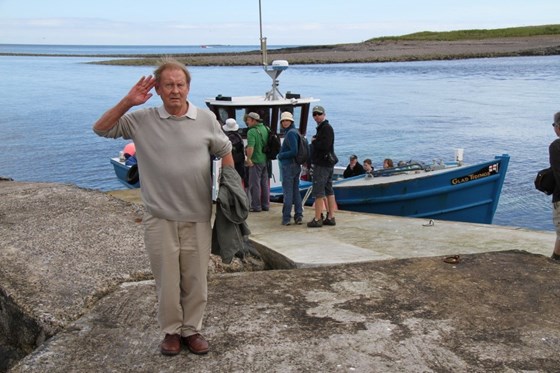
383, 158, 394, 169
343, 154, 365, 178
363, 158, 374, 178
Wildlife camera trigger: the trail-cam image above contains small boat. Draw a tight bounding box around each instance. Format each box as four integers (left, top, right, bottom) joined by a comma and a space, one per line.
110, 157, 139, 189
270, 155, 510, 225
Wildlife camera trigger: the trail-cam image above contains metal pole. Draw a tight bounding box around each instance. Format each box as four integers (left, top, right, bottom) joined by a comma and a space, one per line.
259, 0, 267, 67
259, 0, 263, 42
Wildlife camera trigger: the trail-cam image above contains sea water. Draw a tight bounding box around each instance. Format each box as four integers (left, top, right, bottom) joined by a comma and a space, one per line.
0, 47, 559, 231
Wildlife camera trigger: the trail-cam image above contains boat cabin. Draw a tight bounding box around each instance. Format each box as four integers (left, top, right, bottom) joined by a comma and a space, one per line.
205, 93, 318, 139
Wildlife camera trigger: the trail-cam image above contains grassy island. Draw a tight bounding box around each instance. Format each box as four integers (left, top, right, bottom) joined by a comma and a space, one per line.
2, 25, 559, 66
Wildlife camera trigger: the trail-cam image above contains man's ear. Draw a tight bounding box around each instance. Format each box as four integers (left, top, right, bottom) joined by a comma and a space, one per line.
154, 83, 161, 96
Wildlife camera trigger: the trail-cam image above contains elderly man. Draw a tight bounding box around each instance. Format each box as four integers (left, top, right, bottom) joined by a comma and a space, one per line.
93, 57, 234, 356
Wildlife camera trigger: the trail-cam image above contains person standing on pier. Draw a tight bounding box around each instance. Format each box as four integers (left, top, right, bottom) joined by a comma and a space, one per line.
277, 111, 304, 225
245, 112, 270, 212
307, 105, 338, 228
93, 57, 234, 356
549, 111, 560, 263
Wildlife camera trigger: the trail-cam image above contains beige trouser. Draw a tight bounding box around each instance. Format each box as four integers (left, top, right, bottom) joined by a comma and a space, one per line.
143, 211, 211, 337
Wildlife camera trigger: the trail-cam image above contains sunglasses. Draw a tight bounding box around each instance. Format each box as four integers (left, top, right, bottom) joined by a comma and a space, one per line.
312, 112, 323, 116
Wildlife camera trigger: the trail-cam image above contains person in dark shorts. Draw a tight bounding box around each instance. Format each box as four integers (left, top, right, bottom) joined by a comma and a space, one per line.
307, 105, 338, 228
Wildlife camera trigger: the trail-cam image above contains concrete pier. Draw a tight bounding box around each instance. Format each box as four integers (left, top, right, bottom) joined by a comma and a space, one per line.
1, 182, 559, 372
246, 203, 554, 269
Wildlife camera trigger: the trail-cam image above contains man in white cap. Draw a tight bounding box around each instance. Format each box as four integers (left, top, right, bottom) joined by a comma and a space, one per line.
549, 111, 560, 262
277, 111, 304, 225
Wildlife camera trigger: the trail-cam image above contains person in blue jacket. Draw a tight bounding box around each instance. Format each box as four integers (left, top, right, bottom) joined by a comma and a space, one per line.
277, 111, 303, 225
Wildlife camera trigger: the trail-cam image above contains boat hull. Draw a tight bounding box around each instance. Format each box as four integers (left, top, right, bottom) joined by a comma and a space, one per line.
110, 158, 139, 189
271, 155, 510, 225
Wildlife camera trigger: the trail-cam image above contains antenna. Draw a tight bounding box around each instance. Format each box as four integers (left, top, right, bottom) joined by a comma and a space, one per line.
259, 0, 289, 101
259, 0, 267, 67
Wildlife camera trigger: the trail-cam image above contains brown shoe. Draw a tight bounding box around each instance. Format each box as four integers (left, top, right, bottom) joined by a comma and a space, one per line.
182, 333, 209, 355
160, 334, 181, 356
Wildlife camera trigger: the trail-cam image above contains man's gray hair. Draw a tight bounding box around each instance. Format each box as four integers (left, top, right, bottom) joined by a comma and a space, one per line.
153, 56, 191, 85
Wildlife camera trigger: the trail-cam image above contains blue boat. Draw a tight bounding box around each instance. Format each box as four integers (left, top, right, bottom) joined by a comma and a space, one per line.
270, 155, 510, 225
110, 158, 139, 189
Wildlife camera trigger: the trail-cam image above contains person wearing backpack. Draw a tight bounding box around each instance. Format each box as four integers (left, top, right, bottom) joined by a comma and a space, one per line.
222, 118, 245, 182
245, 112, 270, 212
277, 111, 304, 225
549, 111, 560, 262
307, 105, 338, 228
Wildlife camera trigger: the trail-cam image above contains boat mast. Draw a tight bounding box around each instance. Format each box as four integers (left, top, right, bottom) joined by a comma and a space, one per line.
259, 0, 267, 68
259, 0, 288, 101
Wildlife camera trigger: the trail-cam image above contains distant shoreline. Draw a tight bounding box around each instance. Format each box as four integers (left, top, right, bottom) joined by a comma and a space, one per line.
2, 36, 560, 66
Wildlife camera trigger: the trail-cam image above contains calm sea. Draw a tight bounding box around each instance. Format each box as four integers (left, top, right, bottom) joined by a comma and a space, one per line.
0, 43, 273, 55
0, 44, 558, 231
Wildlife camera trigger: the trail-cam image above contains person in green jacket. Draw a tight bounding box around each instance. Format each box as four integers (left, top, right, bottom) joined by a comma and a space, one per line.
245, 112, 270, 212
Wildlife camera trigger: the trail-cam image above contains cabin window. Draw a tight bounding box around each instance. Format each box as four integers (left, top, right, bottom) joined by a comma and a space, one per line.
212, 104, 309, 139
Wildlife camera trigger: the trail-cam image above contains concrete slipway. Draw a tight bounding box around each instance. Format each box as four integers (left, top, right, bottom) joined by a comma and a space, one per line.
2, 182, 560, 372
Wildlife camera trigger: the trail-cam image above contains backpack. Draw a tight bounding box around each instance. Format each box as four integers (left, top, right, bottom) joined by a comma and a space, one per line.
262, 127, 281, 160
535, 167, 556, 195
226, 132, 245, 165
295, 132, 310, 165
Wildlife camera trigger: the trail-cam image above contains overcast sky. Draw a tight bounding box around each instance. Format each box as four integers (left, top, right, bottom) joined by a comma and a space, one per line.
1, 0, 558, 46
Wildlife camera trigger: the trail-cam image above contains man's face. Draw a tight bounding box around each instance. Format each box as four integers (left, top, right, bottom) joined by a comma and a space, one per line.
312, 111, 324, 124
155, 68, 189, 113
281, 120, 292, 129
246, 118, 257, 127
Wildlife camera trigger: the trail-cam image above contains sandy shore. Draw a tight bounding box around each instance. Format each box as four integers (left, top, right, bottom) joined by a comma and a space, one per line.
89, 35, 560, 66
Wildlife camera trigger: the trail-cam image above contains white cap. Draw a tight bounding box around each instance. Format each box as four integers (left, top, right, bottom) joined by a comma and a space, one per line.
280, 111, 294, 122
223, 118, 239, 132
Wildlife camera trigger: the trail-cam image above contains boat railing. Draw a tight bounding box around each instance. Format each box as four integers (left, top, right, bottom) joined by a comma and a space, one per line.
373, 159, 453, 177
373, 161, 427, 177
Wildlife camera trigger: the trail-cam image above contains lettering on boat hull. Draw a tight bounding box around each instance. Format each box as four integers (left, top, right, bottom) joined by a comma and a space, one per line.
451, 163, 498, 185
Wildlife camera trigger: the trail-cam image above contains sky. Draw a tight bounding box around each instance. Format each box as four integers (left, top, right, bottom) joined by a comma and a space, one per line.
0, 0, 559, 46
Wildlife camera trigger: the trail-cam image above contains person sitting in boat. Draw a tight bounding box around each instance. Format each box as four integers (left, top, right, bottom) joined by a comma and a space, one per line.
343, 154, 365, 178
363, 158, 374, 178
383, 158, 394, 169
123, 143, 138, 166
222, 118, 245, 182
125, 154, 137, 166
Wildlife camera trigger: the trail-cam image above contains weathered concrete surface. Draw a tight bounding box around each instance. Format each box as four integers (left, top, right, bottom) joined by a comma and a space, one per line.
11, 251, 560, 372
244, 204, 556, 269
0, 182, 259, 371
3, 181, 560, 372
0, 181, 149, 370
109, 188, 557, 269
